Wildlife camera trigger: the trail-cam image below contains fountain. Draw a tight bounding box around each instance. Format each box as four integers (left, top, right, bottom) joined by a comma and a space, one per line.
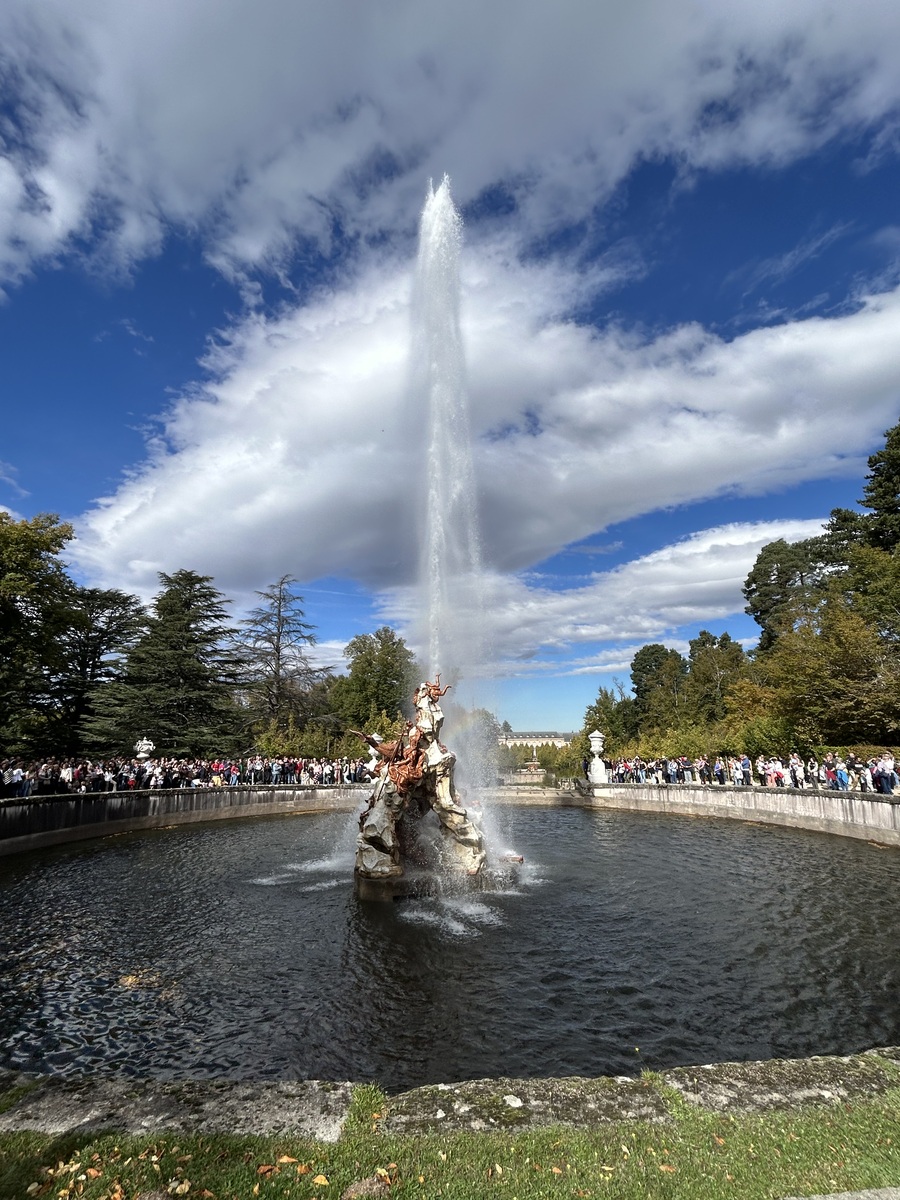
353, 178, 517, 898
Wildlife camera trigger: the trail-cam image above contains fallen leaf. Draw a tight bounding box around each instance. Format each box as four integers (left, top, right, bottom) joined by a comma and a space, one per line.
714, 1136, 726, 1146
658, 1164, 676, 1173
551, 1166, 563, 1175
313, 1175, 329, 1186
297, 1164, 311, 1175
86, 1168, 102, 1178
418, 1176, 425, 1184
257, 1165, 276, 1177
277, 1156, 298, 1164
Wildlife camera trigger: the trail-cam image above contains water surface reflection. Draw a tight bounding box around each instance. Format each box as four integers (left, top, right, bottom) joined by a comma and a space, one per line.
2, 807, 899, 1090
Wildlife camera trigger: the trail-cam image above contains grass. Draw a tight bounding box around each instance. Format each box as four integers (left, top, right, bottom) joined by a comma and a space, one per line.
1, 1080, 899, 1200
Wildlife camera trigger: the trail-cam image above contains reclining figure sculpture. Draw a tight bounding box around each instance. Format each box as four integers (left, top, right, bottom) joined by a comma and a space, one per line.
352, 676, 486, 883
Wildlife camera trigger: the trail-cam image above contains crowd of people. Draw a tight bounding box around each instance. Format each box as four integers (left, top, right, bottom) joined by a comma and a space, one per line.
603, 751, 899, 794
0, 754, 374, 799
6, 747, 899, 800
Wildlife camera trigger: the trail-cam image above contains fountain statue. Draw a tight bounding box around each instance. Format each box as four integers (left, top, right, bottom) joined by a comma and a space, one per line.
352, 676, 486, 894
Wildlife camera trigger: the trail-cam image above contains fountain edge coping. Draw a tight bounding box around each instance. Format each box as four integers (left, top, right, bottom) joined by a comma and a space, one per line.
1, 1047, 898, 1141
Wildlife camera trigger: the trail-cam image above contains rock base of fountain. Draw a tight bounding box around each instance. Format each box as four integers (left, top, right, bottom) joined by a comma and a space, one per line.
355, 856, 521, 902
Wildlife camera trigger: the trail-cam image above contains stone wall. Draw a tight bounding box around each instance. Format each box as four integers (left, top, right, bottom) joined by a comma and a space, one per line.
0, 785, 363, 857
4, 778, 900, 858
582, 781, 900, 847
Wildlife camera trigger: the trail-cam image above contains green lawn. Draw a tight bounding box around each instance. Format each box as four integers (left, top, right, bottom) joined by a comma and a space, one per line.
2, 1081, 900, 1200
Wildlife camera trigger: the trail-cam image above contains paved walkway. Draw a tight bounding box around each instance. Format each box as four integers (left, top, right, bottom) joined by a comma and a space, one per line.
783, 1191, 900, 1199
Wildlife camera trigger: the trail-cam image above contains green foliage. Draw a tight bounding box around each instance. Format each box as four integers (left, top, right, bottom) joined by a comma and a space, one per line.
686, 631, 747, 723
0, 512, 75, 756
583, 684, 633, 752
330, 626, 419, 727
742, 537, 829, 651
861, 419, 900, 552
85, 570, 242, 756
49, 587, 147, 755
760, 591, 900, 745
630, 644, 689, 732
237, 575, 320, 742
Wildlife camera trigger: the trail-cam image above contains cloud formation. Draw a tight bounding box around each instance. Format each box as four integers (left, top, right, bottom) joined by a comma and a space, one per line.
6, 0, 900, 686
2, 0, 900, 286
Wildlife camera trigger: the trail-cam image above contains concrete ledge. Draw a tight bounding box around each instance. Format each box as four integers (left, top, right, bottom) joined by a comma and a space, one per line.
1, 1048, 897, 1140
583, 782, 900, 847
0, 785, 364, 857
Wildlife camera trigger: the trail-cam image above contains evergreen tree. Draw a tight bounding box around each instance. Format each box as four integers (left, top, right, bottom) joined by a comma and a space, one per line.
860, 419, 900, 552
742, 538, 830, 651
237, 575, 320, 740
582, 684, 634, 752
86, 570, 241, 755
50, 586, 146, 755
630, 643, 688, 733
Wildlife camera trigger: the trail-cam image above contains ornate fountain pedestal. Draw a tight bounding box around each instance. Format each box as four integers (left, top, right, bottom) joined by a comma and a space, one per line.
587, 729, 608, 787
353, 678, 518, 900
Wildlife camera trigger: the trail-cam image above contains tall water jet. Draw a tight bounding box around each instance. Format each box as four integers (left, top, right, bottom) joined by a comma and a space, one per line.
412, 176, 486, 688
351, 178, 513, 898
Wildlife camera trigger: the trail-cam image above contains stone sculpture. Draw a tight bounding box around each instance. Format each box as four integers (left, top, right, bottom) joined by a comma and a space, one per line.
352, 677, 486, 887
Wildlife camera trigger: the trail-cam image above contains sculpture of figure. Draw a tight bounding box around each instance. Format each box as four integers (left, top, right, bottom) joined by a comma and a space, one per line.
353, 677, 486, 885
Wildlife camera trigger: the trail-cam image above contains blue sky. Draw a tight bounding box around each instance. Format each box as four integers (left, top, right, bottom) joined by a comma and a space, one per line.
2, 0, 900, 730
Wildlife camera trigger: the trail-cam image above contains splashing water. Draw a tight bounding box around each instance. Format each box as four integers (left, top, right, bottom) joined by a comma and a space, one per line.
411, 177, 486, 689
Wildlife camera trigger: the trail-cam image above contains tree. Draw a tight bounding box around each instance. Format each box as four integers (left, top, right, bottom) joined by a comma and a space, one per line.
761, 586, 900, 746
742, 538, 829, 651
86, 570, 241, 755
0, 512, 74, 755
50, 587, 146, 754
630, 644, 688, 733
685, 630, 747, 723
582, 684, 634, 753
861, 419, 900, 552
329, 626, 419, 730
237, 575, 320, 740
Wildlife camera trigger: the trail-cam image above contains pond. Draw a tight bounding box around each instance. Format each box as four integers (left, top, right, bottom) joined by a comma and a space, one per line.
2, 805, 899, 1091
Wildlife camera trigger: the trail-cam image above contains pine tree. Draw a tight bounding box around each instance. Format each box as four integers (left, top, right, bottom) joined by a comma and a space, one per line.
86, 570, 241, 756
237, 575, 320, 741
50, 586, 146, 755
860, 419, 900, 552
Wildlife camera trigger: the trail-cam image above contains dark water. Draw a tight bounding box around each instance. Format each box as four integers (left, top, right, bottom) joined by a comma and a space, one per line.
2, 806, 900, 1091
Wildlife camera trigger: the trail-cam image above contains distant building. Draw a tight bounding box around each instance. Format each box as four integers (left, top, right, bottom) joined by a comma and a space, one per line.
498, 731, 575, 752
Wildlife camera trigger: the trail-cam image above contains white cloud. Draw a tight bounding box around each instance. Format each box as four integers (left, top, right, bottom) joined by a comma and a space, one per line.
72, 239, 899, 601
478, 518, 826, 672
7, 0, 900, 694
2, 0, 900, 285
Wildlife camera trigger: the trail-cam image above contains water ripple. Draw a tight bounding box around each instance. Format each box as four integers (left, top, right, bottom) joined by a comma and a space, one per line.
1, 807, 900, 1089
